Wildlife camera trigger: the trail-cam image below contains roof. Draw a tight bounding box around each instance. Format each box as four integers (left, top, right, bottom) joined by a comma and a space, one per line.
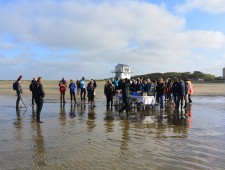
116, 64, 130, 67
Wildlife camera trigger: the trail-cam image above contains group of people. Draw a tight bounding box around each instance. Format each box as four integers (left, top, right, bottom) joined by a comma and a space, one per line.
58, 77, 97, 105
104, 77, 193, 116
13, 75, 193, 121
14, 76, 45, 123
14, 76, 99, 123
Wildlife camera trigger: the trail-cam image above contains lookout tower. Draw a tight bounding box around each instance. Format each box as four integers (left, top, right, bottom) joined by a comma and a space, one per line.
111, 64, 131, 80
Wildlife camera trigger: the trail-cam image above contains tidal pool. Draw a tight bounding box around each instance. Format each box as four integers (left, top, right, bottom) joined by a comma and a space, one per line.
0, 95, 225, 170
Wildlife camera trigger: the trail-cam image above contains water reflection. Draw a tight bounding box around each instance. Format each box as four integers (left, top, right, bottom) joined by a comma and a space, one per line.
120, 119, 130, 151
77, 102, 86, 117
86, 107, 96, 132
104, 110, 115, 133
186, 105, 193, 128
13, 109, 23, 140
59, 103, 66, 126
33, 123, 46, 167
69, 104, 76, 118
69, 104, 76, 125
171, 109, 189, 136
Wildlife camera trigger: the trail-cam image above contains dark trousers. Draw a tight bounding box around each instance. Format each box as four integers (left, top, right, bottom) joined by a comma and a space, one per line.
177, 95, 184, 108
106, 96, 113, 108
80, 88, 86, 100
36, 99, 43, 122
70, 92, 76, 102
119, 98, 129, 115
32, 91, 35, 105
60, 92, 66, 103
16, 95, 21, 109
188, 94, 192, 102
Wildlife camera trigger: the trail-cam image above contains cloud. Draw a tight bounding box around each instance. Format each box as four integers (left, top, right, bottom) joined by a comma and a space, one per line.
0, 0, 225, 79
176, 0, 225, 13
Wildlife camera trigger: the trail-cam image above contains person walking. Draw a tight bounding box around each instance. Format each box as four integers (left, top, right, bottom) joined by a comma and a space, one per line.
14, 75, 23, 110
29, 77, 37, 105
34, 77, 45, 123
68, 79, 77, 103
80, 77, 86, 100
118, 79, 130, 116
59, 77, 67, 103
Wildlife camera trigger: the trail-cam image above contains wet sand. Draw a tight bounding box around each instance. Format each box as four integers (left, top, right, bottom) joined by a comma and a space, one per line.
0, 81, 225, 169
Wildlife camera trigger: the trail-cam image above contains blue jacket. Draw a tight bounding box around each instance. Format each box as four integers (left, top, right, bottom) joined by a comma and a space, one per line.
80, 80, 85, 89
69, 82, 76, 93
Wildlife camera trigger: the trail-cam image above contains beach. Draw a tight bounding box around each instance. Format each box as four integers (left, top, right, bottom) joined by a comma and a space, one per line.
0, 80, 225, 169
1, 80, 225, 98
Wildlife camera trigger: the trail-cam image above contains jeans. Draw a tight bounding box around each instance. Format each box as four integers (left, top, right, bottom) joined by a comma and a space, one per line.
80, 88, 86, 100
159, 95, 165, 109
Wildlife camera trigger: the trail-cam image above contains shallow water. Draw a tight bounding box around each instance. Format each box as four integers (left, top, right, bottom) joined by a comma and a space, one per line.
0, 95, 225, 170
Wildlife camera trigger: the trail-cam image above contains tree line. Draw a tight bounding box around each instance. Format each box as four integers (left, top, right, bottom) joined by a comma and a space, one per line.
131, 71, 218, 81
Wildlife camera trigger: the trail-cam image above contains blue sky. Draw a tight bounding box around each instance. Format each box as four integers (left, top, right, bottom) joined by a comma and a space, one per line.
0, 0, 225, 80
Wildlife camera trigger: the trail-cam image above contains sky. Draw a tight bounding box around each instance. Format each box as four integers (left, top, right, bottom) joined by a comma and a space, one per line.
0, 0, 225, 80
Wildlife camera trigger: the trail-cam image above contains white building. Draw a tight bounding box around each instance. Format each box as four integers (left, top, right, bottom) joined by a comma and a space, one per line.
113, 64, 131, 80
223, 67, 225, 79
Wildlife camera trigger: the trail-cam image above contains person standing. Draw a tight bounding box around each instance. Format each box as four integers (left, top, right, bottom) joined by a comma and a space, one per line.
176, 78, 186, 109
29, 77, 37, 105
188, 80, 193, 103
92, 78, 97, 100
172, 77, 179, 107
34, 77, 45, 123
76, 79, 80, 95
80, 77, 86, 100
118, 79, 130, 116
59, 77, 67, 103
14, 75, 23, 110
156, 78, 166, 110
144, 79, 151, 96
87, 80, 95, 107
68, 79, 77, 103
104, 80, 115, 109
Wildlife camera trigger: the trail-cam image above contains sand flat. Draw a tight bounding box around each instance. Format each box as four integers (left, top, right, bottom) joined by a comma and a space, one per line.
0, 80, 225, 98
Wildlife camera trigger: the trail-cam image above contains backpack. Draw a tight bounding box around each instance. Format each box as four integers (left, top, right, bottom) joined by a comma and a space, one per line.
60, 84, 66, 92
29, 81, 34, 91
13, 81, 17, 90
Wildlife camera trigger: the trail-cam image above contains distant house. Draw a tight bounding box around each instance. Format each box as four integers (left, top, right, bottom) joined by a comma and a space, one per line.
112, 64, 131, 80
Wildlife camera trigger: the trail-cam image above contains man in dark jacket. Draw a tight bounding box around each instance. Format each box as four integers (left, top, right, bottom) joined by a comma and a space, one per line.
15, 75, 23, 110
155, 78, 166, 110
176, 78, 186, 109
104, 80, 115, 109
30, 77, 37, 105
34, 77, 45, 123
118, 79, 130, 116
